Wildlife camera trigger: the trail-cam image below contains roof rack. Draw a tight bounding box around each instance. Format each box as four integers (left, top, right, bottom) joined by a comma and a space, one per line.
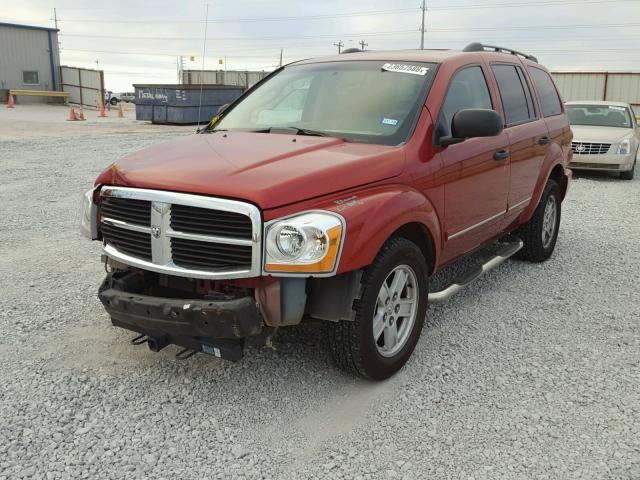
462, 42, 538, 63
341, 48, 363, 54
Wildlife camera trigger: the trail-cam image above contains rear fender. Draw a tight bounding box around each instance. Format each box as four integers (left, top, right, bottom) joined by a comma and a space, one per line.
520, 142, 569, 223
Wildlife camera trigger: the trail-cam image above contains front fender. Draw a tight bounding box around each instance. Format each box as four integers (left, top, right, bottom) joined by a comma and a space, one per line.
329, 186, 442, 274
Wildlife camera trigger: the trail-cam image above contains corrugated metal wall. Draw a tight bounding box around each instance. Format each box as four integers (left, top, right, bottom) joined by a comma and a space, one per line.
551, 72, 640, 114
0, 24, 60, 102
180, 70, 269, 88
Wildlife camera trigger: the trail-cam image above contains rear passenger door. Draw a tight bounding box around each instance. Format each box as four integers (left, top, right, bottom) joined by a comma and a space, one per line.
490, 63, 549, 216
437, 65, 510, 262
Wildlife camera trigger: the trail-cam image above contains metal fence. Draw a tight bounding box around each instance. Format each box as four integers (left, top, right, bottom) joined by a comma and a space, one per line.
180, 70, 270, 88
59, 66, 104, 108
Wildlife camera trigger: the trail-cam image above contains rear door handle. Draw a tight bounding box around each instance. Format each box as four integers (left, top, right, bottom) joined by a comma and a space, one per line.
493, 149, 510, 161
538, 136, 550, 145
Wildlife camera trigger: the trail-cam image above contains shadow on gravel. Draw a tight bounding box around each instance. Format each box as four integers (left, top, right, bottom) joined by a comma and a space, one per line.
571, 169, 636, 183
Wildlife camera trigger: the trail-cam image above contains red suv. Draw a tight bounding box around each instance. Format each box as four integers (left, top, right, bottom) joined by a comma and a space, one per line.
80, 43, 572, 379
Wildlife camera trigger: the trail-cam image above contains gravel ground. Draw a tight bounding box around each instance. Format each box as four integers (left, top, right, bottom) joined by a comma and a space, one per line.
1, 122, 639, 479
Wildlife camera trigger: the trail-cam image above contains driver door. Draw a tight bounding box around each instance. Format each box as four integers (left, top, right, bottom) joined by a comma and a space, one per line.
437, 65, 510, 264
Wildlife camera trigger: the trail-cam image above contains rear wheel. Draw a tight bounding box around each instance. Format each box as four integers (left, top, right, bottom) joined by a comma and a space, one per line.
516, 179, 561, 262
110, 97, 118, 106
327, 237, 428, 380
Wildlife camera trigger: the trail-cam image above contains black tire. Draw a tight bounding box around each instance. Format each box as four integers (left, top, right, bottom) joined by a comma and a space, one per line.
620, 159, 636, 180
515, 179, 561, 262
110, 98, 118, 106
327, 237, 428, 380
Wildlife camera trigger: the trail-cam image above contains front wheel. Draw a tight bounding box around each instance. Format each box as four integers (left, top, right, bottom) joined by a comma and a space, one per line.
327, 238, 428, 380
516, 179, 561, 262
110, 98, 118, 106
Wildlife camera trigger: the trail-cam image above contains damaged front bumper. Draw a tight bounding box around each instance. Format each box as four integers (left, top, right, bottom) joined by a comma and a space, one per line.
98, 272, 264, 361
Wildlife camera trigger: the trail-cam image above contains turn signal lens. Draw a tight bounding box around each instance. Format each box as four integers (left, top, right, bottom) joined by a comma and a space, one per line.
79, 187, 99, 240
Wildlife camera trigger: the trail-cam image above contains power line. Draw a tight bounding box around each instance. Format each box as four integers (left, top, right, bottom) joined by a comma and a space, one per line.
429, 22, 640, 32
59, 22, 640, 44
428, 0, 639, 10
57, 7, 420, 24
59, 29, 418, 42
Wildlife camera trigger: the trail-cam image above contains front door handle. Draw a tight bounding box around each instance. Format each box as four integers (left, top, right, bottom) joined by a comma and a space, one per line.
538, 136, 550, 145
493, 149, 510, 161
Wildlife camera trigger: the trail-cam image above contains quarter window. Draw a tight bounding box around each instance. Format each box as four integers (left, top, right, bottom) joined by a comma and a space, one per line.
439, 66, 493, 138
528, 67, 562, 117
22, 71, 40, 85
491, 64, 536, 125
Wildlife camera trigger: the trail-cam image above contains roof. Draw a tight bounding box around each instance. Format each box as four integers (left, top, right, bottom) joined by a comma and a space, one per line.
291, 47, 546, 68
0, 22, 59, 33
565, 100, 631, 107
293, 49, 478, 66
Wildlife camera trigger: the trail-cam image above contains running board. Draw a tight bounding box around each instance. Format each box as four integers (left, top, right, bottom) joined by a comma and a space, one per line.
428, 238, 523, 305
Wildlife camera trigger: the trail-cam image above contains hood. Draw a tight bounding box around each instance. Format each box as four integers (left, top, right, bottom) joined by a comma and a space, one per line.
99, 132, 405, 210
570, 125, 634, 143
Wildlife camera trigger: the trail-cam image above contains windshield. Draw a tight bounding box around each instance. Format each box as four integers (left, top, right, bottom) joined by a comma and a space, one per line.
567, 104, 633, 128
212, 60, 437, 145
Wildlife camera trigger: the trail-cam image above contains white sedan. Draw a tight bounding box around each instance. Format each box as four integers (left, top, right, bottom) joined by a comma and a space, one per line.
566, 101, 639, 180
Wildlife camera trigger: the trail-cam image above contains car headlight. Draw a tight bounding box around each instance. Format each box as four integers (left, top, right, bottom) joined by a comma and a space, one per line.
79, 186, 99, 240
616, 139, 631, 155
264, 211, 345, 275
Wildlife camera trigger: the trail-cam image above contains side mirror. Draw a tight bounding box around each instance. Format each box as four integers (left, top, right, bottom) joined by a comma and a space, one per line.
439, 108, 504, 147
217, 103, 230, 114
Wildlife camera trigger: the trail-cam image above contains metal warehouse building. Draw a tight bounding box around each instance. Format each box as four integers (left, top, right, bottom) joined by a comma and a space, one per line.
0, 22, 61, 103
551, 72, 640, 114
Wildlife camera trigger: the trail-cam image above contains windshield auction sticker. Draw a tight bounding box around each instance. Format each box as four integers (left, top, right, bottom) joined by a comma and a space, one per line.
382, 63, 429, 75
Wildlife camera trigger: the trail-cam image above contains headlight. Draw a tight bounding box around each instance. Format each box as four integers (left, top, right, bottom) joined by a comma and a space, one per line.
79, 187, 99, 240
264, 211, 345, 275
616, 139, 631, 155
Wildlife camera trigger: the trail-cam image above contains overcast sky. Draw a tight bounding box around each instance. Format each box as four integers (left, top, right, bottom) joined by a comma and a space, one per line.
3, 0, 640, 91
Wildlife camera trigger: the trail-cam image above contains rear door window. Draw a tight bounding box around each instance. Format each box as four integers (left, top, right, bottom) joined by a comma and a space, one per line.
528, 67, 563, 117
439, 65, 493, 138
491, 64, 536, 125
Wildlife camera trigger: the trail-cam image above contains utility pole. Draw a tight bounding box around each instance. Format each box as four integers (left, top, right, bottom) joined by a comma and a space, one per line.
359, 40, 368, 51
53, 8, 59, 29
279, 48, 283, 67
333, 40, 344, 54
420, 0, 426, 50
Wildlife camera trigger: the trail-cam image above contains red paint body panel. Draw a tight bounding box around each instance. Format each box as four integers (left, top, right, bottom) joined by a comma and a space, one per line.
96, 132, 405, 210
95, 50, 572, 276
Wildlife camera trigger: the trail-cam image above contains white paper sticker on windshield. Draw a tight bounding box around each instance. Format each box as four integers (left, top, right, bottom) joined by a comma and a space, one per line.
382, 63, 429, 76
608, 106, 626, 111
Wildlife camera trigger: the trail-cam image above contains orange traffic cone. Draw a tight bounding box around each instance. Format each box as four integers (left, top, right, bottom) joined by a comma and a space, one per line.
99, 102, 106, 118
7, 94, 15, 108
117, 103, 124, 118
78, 109, 86, 121
67, 106, 78, 121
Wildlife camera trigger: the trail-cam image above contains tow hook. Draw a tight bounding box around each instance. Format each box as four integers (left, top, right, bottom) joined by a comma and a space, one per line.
130, 334, 169, 352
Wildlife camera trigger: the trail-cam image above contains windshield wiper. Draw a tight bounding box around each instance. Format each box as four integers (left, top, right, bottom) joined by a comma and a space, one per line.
271, 126, 333, 137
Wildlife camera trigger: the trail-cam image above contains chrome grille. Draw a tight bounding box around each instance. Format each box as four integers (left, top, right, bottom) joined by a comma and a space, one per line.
101, 222, 152, 260
571, 142, 611, 155
101, 197, 151, 225
99, 186, 261, 279
171, 238, 253, 270
170, 204, 253, 239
